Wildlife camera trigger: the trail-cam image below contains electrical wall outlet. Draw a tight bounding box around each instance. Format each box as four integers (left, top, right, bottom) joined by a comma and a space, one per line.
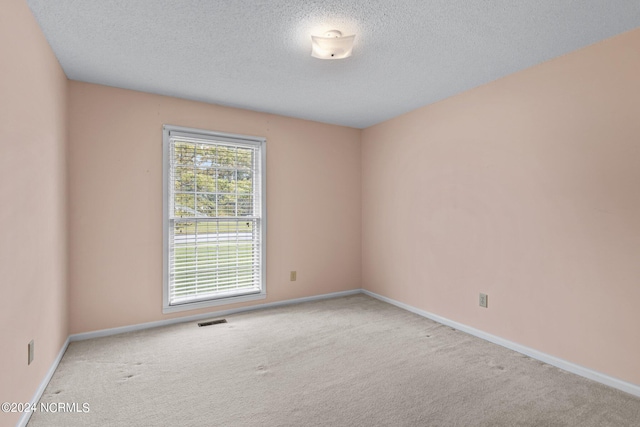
28, 340, 34, 365
290, 271, 297, 281
479, 293, 488, 308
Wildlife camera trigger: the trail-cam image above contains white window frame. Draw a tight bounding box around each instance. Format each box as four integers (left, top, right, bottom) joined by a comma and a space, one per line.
162, 125, 266, 313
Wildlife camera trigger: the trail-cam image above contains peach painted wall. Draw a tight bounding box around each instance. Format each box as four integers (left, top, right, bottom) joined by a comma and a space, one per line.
362, 28, 640, 386
67, 82, 361, 334
0, 1, 68, 425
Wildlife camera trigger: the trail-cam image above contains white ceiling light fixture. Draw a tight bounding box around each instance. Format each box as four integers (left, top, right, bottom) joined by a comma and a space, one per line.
311, 30, 355, 60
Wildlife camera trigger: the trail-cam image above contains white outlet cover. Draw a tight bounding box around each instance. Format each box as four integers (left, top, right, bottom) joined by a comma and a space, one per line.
479, 293, 488, 308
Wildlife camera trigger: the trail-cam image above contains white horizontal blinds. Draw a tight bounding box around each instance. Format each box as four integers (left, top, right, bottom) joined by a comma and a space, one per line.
168, 133, 262, 305
169, 219, 261, 302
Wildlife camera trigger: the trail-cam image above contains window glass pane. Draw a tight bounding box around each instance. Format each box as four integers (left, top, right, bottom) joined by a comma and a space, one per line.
174, 142, 195, 166
174, 167, 195, 192
217, 194, 237, 217
237, 195, 253, 216
195, 144, 216, 167
242, 220, 254, 233
237, 171, 252, 194
195, 168, 216, 193
197, 221, 219, 234
217, 146, 237, 168
216, 170, 236, 194
237, 148, 252, 169
174, 193, 195, 217
173, 220, 195, 236
196, 194, 216, 217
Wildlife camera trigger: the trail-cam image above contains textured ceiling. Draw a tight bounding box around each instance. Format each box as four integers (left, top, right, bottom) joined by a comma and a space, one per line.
27, 1, 640, 129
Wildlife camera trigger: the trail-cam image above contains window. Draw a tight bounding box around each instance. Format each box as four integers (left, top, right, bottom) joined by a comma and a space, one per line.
163, 125, 266, 313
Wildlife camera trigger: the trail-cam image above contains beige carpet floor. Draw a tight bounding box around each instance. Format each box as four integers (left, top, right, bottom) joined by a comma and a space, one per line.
28, 295, 640, 426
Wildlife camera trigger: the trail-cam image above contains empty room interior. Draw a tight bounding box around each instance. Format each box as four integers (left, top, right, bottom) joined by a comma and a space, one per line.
2, 0, 640, 426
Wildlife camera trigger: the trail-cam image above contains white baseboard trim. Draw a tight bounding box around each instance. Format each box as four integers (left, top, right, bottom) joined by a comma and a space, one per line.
17, 337, 70, 427
362, 289, 640, 398
21, 286, 639, 427
70, 289, 362, 342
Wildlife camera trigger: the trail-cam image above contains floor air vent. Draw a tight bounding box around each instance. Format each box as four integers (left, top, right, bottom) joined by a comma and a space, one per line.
198, 319, 227, 327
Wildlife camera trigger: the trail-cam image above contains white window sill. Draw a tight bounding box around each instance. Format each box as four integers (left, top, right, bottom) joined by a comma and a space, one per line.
163, 291, 266, 314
